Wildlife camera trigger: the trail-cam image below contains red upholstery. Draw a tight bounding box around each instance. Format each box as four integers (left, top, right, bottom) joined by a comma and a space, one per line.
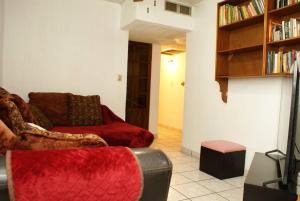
7, 147, 143, 201
50, 105, 154, 148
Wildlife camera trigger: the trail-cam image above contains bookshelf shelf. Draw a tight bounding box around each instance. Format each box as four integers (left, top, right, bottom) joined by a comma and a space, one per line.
219, 0, 251, 6
217, 75, 264, 79
218, 44, 263, 55
268, 2, 300, 17
215, 0, 300, 103
219, 14, 264, 30
266, 73, 293, 77
268, 37, 300, 47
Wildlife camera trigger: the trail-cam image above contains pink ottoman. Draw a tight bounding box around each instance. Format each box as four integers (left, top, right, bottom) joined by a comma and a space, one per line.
200, 140, 246, 179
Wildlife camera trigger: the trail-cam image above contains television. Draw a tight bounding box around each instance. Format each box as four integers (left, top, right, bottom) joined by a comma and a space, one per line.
265, 62, 300, 186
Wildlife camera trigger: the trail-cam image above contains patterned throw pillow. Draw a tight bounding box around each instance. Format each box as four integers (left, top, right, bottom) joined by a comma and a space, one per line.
0, 99, 29, 135
0, 120, 18, 155
69, 95, 103, 126
29, 104, 53, 130
11, 94, 35, 123
0, 87, 11, 98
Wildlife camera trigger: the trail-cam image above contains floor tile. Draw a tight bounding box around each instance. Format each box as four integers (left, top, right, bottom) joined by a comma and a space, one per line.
218, 188, 244, 201
172, 182, 212, 198
180, 170, 213, 181
171, 173, 193, 186
191, 194, 228, 201
197, 178, 235, 192
167, 187, 189, 201
173, 163, 198, 173
223, 176, 245, 188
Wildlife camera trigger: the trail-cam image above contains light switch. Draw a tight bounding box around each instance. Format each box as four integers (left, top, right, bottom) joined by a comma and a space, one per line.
117, 74, 122, 82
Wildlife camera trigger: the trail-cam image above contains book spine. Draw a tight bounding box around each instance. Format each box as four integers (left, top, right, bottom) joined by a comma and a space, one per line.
292, 18, 297, 38
275, 53, 278, 73
249, 2, 258, 16
285, 21, 289, 39
252, 0, 261, 14
247, 5, 254, 17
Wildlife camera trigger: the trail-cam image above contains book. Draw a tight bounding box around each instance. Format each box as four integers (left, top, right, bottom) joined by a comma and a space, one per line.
267, 49, 300, 74
276, 0, 300, 8
219, 0, 264, 26
271, 18, 300, 42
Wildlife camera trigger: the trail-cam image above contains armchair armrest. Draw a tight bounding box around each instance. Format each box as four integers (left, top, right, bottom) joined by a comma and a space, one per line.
0, 148, 172, 201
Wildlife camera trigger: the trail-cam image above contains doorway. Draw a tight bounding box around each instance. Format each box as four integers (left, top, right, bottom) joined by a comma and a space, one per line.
125, 41, 152, 129
157, 50, 186, 143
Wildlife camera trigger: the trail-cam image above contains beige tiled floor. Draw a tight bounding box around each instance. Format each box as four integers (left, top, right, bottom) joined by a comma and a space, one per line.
151, 126, 245, 201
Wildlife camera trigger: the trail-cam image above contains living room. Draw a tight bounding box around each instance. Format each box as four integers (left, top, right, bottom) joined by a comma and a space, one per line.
1, 0, 300, 201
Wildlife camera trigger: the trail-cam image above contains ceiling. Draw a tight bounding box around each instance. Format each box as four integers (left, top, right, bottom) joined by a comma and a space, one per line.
104, 0, 202, 6
128, 20, 186, 49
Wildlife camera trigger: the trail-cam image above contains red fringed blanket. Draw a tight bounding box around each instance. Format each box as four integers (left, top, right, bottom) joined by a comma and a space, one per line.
6, 147, 143, 201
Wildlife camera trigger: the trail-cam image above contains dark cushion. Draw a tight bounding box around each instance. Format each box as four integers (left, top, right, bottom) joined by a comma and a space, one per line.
69, 95, 103, 126
28, 92, 71, 125
11, 94, 35, 123
29, 104, 53, 130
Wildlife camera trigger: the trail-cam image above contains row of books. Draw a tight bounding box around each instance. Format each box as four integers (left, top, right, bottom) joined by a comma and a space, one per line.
267, 50, 300, 74
219, 0, 264, 26
272, 18, 300, 42
275, 0, 300, 9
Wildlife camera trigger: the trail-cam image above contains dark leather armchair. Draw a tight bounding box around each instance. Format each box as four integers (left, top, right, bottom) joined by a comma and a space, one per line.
0, 148, 172, 201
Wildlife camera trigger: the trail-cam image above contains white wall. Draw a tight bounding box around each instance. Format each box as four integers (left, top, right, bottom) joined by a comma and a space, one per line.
2, 0, 129, 117
183, 0, 284, 169
149, 44, 161, 134
0, 0, 3, 85
159, 53, 186, 130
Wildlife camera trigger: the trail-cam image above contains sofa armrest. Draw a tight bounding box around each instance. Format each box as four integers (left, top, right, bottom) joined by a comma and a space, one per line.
0, 148, 172, 201
132, 148, 172, 201
0, 156, 9, 201
101, 105, 125, 124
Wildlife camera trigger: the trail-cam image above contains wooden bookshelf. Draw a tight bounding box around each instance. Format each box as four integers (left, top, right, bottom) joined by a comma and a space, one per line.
267, 37, 300, 47
218, 44, 263, 54
216, 0, 300, 103
219, 14, 264, 30
268, 2, 300, 16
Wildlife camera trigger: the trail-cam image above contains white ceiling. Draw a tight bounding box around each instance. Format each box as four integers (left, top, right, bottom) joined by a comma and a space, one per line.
128, 20, 186, 49
104, 0, 202, 6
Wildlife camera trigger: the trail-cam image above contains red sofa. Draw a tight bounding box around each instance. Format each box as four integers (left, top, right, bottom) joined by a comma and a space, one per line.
24, 92, 154, 148
50, 105, 154, 148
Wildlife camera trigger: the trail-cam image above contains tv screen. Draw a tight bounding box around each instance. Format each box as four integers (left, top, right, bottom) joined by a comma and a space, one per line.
277, 63, 300, 185
280, 65, 300, 184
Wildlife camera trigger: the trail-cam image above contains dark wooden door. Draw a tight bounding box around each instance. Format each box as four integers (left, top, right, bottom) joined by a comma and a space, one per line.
126, 41, 152, 129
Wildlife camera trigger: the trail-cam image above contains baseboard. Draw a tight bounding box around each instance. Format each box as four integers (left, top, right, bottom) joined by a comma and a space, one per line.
181, 146, 200, 159
158, 123, 182, 133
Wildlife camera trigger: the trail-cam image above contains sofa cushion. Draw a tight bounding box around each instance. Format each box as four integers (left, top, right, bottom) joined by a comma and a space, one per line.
69, 95, 103, 126
11, 94, 35, 123
29, 104, 53, 130
51, 122, 154, 148
28, 92, 71, 125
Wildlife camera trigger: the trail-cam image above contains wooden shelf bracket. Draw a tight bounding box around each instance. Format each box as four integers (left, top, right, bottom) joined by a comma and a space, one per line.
216, 78, 228, 103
